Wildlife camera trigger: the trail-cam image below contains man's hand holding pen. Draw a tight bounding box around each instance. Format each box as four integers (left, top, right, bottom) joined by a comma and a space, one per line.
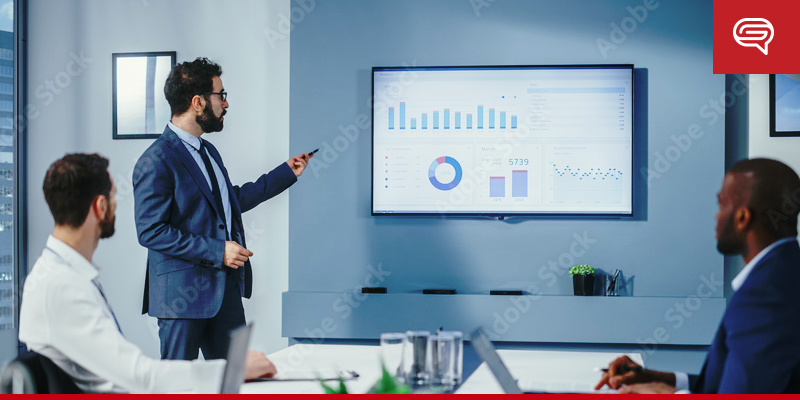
595, 355, 677, 391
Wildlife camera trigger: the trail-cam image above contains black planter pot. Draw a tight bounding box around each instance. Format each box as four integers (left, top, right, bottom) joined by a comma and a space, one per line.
572, 274, 595, 296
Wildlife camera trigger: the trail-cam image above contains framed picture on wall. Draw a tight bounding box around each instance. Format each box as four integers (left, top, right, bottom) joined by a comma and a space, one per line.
112, 51, 176, 139
770, 74, 800, 137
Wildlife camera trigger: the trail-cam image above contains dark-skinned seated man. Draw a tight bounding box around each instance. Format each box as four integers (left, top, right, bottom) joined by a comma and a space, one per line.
596, 158, 800, 394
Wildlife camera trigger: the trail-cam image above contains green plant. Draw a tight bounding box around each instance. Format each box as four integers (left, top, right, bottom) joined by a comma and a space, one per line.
319, 362, 411, 394
569, 264, 595, 275
320, 378, 349, 394
366, 363, 411, 394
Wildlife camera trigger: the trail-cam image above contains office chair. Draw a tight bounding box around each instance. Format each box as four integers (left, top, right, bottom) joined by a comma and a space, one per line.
0, 352, 83, 394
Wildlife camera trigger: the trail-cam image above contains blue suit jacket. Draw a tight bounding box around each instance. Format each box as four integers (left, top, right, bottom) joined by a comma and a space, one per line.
690, 239, 800, 393
133, 126, 296, 319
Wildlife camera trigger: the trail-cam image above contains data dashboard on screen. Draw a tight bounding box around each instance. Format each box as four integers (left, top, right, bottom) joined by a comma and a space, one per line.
372, 65, 634, 216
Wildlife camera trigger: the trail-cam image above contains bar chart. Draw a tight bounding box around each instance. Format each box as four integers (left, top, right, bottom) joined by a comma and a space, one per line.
488, 170, 528, 198
387, 102, 518, 131
473, 144, 543, 206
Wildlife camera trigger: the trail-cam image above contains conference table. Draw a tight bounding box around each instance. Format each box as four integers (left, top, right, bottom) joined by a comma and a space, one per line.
240, 343, 643, 394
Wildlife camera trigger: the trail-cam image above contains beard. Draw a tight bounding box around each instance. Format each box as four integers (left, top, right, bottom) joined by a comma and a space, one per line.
196, 101, 225, 133
716, 212, 743, 255
99, 206, 116, 239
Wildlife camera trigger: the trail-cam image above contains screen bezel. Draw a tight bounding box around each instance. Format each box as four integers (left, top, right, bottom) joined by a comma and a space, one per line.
769, 74, 800, 137
371, 64, 636, 218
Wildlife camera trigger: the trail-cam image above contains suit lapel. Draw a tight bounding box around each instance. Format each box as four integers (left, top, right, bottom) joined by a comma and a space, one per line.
161, 127, 222, 218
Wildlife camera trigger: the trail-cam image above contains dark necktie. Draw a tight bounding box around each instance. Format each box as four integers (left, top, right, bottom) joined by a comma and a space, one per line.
198, 140, 228, 238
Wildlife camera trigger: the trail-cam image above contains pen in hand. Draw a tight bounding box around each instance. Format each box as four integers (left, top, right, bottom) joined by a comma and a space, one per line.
594, 365, 644, 374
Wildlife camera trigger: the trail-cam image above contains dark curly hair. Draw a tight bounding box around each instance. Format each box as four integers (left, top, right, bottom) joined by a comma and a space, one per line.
43, 153, 111, 228
164, 57, 223, 116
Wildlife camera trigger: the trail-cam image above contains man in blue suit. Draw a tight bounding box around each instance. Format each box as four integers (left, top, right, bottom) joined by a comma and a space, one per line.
133, 58, 312, 360
596, 158, 800, 394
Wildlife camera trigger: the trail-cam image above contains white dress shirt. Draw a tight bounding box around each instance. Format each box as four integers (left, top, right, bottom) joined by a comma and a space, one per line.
169, 121, 232, 238
672, 237, 798, 393
19, 236, 225, 393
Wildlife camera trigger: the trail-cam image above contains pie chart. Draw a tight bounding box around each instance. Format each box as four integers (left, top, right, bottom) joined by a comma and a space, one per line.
428, 156, 463, 191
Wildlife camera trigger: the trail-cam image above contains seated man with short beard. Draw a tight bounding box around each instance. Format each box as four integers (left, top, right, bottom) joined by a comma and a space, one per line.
19, 154, 276, 393
596, 158, 800, 394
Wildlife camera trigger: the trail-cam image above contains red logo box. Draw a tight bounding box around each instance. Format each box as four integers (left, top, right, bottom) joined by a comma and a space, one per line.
714, 0, 800, 74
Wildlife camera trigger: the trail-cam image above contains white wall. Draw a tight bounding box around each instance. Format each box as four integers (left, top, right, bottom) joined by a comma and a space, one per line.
27, 0, 291, 357
748, 74, 800, 234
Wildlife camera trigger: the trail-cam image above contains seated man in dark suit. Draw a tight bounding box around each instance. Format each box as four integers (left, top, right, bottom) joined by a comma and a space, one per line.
595, 158, 800, 394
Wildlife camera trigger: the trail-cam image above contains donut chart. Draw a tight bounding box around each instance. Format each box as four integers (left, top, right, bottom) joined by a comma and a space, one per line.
428, 156, 463, 191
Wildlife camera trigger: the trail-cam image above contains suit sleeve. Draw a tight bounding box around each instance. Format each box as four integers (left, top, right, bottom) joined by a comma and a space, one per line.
717, 290, 800, 393
133, 150, 225, 267
234, 162, 297, 213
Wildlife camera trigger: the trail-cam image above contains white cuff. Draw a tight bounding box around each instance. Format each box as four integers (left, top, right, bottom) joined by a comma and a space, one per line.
673, 371, 689, 391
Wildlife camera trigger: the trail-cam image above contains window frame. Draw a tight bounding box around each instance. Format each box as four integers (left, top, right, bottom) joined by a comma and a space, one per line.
12, 0, 27, 354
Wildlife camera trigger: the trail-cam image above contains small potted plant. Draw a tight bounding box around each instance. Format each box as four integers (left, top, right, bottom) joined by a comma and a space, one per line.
569, 264, 595, 296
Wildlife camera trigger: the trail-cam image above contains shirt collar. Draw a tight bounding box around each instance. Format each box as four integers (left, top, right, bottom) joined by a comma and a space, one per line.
45, 235, 100, 281
731, 236, 797, 291
168, 121, 202, 151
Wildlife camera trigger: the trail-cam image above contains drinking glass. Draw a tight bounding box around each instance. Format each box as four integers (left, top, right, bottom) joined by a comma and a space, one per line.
380, 332, 406, 379
403, 331, 431, 386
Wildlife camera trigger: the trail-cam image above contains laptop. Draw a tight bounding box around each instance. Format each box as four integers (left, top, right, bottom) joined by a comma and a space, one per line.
469, 328, 615, 394
219, 323, 254, 394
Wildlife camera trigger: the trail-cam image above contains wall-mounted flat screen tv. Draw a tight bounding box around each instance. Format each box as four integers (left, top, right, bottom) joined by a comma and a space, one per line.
372, 65, 634, 216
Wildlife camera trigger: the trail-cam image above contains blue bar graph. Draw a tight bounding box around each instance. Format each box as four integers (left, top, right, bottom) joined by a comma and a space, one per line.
411, 118, 416, 129
490, 177, 505, 197
512, 170, 527, 197
389, 102, 518, 131
399, 102, 406, 130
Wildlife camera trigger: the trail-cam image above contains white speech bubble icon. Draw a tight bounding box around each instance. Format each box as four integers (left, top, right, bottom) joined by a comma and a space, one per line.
733, 18, 774, 55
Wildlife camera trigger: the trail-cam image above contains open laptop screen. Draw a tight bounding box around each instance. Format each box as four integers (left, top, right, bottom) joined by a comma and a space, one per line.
219, 324, 254, 394
469, 328, 523, 394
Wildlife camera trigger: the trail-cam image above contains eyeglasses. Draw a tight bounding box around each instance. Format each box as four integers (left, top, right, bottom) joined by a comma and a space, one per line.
205, 91, 227, 102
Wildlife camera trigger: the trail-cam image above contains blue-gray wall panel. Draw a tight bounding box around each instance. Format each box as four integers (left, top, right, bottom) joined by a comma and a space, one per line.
283, 292, 725, 345
287, 0, 724, 345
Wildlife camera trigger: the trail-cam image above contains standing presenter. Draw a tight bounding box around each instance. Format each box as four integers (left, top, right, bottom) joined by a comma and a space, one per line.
133, 57, 312, 360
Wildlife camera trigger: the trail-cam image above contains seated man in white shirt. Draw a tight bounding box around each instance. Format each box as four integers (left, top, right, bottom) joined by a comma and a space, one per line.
19, 153, 277, 393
